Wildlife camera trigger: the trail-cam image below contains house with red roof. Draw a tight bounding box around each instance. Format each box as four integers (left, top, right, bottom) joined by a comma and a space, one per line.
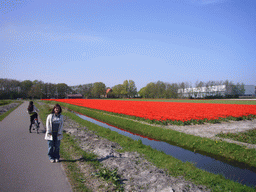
105, 88, 113, 98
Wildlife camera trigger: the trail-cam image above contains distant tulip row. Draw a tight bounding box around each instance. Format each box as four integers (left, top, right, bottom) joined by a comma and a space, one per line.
42, 99, 256, 122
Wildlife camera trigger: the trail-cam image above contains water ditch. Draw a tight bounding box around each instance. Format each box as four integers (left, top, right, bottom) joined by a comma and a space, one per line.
75, 112, 256, 187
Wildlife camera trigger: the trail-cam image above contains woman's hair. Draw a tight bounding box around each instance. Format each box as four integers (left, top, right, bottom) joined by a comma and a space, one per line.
51, 104, 62, 114
28, 101, 34, 112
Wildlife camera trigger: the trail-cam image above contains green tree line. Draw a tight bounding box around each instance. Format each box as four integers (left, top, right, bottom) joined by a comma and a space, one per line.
0, 79, 72, 99
0, 79, 138, 99
0, 78, 246, 100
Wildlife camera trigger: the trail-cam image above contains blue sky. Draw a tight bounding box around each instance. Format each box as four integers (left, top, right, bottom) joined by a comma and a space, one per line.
1, 0, 255, 90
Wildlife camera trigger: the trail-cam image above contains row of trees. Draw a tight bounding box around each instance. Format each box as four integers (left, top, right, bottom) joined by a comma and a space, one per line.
71, 82, 108, 99
0, 79, 72, 99
0, 78, 138, 99
0, 78, 247, 100
139, 81, 179, 98
71, 80, 137, 98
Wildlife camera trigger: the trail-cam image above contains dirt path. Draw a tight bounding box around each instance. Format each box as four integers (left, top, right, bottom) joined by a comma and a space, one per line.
162, 119, 256, 149
164, 119, 256, 138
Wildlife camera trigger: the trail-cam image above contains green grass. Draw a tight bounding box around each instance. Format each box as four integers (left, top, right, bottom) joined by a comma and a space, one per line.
40, 100, 256, 192
217, 129, 256, 144
0, 100, 23, 121
60, 134, 93, 192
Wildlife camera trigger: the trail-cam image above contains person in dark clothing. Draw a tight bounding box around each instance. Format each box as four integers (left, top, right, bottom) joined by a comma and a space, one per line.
27, 101, 39, 133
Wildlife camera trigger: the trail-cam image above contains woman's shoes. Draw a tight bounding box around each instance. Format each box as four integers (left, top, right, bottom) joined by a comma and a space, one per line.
50, 159, 59, 163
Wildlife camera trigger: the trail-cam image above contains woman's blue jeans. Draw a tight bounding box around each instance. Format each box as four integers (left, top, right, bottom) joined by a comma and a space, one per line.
48, 137, 60, 160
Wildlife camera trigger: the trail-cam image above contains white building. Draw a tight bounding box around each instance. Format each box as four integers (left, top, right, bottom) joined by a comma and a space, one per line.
243, 85, 255, 96
178, 85, 226, 98
178, 84, 256, 98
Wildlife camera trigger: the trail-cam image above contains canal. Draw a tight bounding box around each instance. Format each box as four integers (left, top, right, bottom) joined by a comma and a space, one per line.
75, 113, 256, 187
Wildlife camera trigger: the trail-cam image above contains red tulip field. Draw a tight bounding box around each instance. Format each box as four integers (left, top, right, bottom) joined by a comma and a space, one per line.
42, 99, 256, 122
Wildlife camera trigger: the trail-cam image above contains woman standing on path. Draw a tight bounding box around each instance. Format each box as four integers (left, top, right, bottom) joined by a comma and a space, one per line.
45, 104, 64, 163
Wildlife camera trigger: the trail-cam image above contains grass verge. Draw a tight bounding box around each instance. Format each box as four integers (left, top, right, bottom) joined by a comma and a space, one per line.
41, 100, 256, 191
60, 133, 92, 192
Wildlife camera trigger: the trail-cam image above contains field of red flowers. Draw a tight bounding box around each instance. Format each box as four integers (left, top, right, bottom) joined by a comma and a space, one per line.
43, 99, 256, 122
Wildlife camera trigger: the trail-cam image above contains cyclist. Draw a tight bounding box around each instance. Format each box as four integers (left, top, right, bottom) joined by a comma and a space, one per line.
27, 101, 40, 133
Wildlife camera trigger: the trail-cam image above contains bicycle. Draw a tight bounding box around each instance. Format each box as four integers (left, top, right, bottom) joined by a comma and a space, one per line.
31, 117, 40, 134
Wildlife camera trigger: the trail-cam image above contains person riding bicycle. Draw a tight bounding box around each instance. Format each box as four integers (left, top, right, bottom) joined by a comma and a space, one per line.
27, 101, 40, 133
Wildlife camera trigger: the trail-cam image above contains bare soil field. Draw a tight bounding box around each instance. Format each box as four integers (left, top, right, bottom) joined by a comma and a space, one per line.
0, 102, 20, 116
163, 119, 256, 149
